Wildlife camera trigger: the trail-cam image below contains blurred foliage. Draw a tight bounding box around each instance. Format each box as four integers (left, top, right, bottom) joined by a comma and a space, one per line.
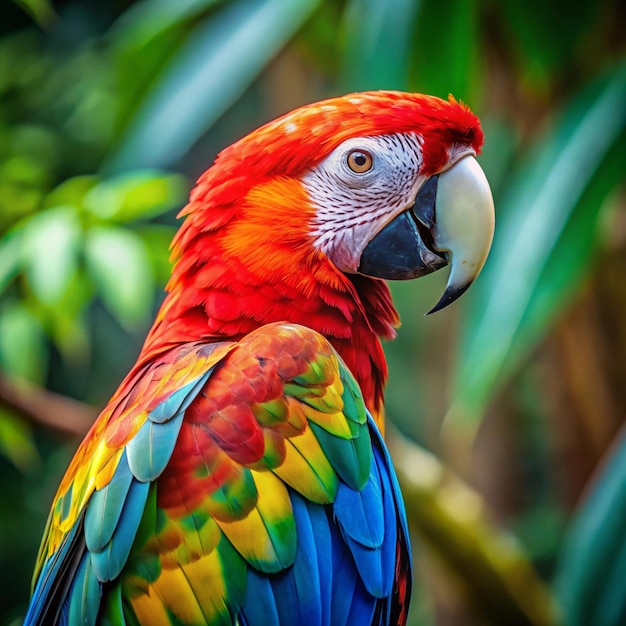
0, 0, 625, 625
449, 64, 626, 440
555, 423, 626, 626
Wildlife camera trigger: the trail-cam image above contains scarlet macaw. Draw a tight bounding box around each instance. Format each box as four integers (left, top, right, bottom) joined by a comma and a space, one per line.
25, 91, 494, 625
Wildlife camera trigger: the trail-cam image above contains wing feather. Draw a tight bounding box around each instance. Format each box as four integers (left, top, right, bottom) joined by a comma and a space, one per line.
240, 569, 280, 626
85, 450, 134, 553
334, 470, 385, 550
89, 477, 150, 582
25, 518, 86, 625
67, 553, 100, 626
216, 471, 296, 573
126, 411, 185, 481
269, 492, 323, 624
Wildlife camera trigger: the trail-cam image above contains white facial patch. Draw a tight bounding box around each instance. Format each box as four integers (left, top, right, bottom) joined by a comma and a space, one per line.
302, 133, 426, 273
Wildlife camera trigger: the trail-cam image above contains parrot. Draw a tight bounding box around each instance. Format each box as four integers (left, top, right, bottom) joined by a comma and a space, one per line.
25, 90, 494, 626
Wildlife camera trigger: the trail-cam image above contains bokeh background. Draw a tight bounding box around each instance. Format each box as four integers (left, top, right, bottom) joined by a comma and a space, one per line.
1, 1, 625, 624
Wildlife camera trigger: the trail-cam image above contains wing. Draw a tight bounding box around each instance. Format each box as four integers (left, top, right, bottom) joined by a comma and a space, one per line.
26, 322, 411, 626
26, 340, 236, 626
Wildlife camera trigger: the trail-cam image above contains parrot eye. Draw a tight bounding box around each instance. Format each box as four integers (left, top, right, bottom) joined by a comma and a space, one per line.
346, 150, 373, 173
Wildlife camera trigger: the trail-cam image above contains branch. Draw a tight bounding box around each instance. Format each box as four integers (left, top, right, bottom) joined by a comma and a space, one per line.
386, 425, 559, 626
0, 371, 96, 439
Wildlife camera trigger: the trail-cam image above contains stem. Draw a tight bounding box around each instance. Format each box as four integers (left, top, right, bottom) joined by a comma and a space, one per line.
0, 372, 96, 439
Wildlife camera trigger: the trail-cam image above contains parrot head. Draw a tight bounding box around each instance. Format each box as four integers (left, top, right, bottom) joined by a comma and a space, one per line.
145, 91, 495, 415
299, 104, 494, 314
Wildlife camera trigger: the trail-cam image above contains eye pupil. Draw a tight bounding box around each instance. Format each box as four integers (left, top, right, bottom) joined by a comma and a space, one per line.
347, 150, 373, 173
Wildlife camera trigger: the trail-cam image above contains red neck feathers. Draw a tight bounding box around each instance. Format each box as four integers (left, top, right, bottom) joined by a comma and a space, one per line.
139, 173, 399, 417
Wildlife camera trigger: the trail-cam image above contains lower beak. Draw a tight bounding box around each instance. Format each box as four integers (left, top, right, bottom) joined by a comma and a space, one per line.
357, 156, 495, 313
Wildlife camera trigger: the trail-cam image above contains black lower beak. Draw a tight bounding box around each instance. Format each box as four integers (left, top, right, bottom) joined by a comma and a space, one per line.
358, 176, 447, 280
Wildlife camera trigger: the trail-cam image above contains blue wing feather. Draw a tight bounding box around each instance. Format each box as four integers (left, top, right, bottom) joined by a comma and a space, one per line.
146, 368, 214, 423
126, 411, 185, 481
268, 492, 323, 624
67, 553, 100, 626
369, 413, 413, 624
374, 437, 399, 600
370, 418, 410, 555
241, 569, 280, 626
288, 493, 324, 623
25, 520, 85, 626
346, 591, 377, 625
333, 418, 393, 598
306, 499, 333, 626
335, 470, 385, 549
90, 477, 150, 582
238, 413, 408, 626
85, 450, 134, 553
329, 526, 360, 624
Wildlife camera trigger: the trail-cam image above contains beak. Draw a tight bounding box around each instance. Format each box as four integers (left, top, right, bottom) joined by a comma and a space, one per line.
357, 156, 495, 313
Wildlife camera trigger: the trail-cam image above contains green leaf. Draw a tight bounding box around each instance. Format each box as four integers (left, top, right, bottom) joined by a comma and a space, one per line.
22, 205, 81, 306
295, 2, 343, 76
112, 0, 227, 52
0, 231, 22, 295
339, 0, 421, 91
0, 155, 50, 227
84, 225, 154, 329
0, 408, 38, 471
555, 424, 626, 626
0, 301, 47, 383
46, 271, 93, 362
10, 0, 56, 28
84, 170, 187, 222
446, 62, 626, 439
496, 0, 599, 92
44, 175, 100, 211
106, 0, 322, 171
136, 223, 177, 284
110, 0, 228, 143
408, 0, 481, 102
474, 117, 520, 202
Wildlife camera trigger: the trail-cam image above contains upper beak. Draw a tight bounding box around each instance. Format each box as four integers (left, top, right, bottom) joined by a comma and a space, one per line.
357, 156, 495, 313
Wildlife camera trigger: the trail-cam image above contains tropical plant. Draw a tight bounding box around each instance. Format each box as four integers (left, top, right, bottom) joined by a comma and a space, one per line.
1, 0, 624, 624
